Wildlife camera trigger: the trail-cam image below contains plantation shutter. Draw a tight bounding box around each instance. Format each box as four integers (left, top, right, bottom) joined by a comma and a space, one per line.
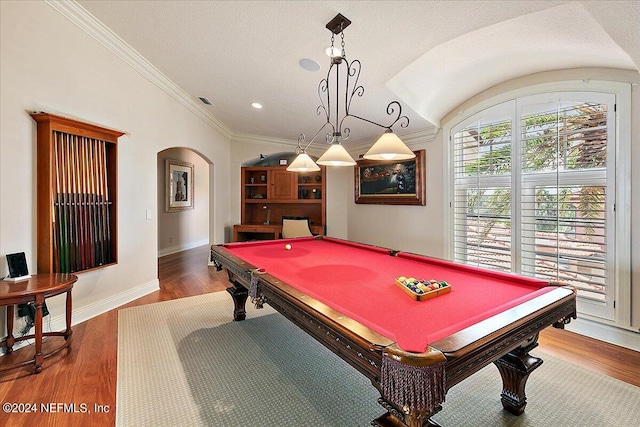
519, 101, 609, 302
452, 116, 513, 272
450, 92, 616, 320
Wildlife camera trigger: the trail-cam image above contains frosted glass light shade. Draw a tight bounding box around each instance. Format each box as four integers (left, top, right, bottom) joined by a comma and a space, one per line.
316, 143, 357, 166
363, 131, 415, 160
286, 152, 321, 172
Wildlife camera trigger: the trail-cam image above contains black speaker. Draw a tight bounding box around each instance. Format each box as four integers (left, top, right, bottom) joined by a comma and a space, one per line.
17, 302, 49, 320
6, 252, 29, 278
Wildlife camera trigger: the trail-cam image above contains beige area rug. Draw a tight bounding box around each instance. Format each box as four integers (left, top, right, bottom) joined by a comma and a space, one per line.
117, 292, 639, 426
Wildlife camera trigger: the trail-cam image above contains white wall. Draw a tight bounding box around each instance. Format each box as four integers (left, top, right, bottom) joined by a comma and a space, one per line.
346, 136, 445, 258
325, 167, 350, 239
0, 1, 230, 335
157, 148, 210, 256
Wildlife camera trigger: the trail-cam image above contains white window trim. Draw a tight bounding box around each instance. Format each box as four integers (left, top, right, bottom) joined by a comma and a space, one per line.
444, 80, 632, 331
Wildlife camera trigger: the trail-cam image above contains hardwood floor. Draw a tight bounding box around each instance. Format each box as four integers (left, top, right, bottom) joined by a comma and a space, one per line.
1, 245, 638, 427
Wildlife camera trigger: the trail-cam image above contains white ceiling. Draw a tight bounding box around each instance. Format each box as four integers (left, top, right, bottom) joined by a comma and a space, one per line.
76, 0, 639, 147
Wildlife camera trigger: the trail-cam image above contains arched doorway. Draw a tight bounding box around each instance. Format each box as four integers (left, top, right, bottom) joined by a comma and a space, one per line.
157, 147, 211, 257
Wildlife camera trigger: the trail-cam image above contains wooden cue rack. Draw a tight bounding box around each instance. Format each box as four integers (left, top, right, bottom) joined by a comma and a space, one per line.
32, 112, 124, 274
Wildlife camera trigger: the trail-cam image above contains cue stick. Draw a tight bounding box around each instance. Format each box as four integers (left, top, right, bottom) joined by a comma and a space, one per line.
92, 139, 105, 265
59, 132, 70, 273
102, 141, 115, 262
64, 133, 76, 273
88, 138, 99, 266
75, 135, 87, 271
53, 131, 61, 273
80, 137, 93, 268
81, 137, 95, 269
62, 132, 70, 273
69, 135, 82, 270
77, 136, 90, 270
68, 134, 80, 272
89, 138, 99, 267
100, 141, 111, 264
97, 141, 110, 264
77, 137, 86, 270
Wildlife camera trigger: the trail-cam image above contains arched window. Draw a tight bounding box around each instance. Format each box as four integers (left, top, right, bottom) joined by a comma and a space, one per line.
447, 81, 631, 323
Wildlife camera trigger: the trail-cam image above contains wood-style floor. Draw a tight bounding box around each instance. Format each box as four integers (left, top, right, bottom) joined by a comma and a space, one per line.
1, 245, 638, 427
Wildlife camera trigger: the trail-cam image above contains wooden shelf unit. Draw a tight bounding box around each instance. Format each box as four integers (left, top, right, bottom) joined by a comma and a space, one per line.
238, 165, 326, 240
32, 113, 123, 274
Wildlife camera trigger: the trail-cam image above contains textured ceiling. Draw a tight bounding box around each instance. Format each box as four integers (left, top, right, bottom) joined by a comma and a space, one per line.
76, 0, 639, 146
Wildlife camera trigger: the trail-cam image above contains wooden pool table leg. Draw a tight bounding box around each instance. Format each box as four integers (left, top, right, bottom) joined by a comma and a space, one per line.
372, 410, 442, 427
373, 400, 443, 427
493, 335, 543, 415
226, 284, 248, 321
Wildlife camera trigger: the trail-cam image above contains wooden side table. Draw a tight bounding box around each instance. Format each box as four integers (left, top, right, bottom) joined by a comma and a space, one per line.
1, 273, 77, 373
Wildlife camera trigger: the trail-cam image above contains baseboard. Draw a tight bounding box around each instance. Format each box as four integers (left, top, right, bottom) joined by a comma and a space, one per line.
68, 278, 160, 327
566, 317, 640, 352
158, 239, 209, 258
0, 278, 160, 355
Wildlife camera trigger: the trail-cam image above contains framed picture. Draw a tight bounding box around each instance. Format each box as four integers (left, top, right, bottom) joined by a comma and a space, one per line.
166, 159, 194, 212
279, 158, 288, 166
354, 150, 425, 205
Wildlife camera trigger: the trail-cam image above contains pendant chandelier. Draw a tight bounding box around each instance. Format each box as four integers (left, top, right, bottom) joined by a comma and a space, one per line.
287, 13, 414, 172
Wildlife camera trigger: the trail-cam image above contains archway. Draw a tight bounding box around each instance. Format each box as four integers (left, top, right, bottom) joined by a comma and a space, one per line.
157, 147, 212, 257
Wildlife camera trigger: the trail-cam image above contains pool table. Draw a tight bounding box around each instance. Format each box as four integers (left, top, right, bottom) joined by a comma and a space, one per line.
211, 236, 576, 427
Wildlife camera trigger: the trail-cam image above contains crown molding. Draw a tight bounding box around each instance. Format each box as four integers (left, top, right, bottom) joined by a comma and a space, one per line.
399, 126, 441, 145
45, 0, 232, 139
230, 133, 298, 150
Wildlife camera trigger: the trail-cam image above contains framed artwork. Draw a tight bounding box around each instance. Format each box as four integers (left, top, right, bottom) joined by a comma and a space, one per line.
354, 150, 425, 205
166, 159, 194, 212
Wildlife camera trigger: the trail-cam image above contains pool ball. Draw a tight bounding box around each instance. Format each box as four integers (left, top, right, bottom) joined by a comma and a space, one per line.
285, 244, 292, 250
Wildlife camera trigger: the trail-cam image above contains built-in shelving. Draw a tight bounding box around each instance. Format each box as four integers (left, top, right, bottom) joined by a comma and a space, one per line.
237, 165, 326, 241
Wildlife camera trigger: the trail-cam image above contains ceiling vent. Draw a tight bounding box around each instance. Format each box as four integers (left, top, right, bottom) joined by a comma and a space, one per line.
198, 96, 213, 105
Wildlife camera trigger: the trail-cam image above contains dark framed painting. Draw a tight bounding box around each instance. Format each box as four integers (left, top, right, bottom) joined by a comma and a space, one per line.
166, 159, 194, 212
354, 150, 425, 205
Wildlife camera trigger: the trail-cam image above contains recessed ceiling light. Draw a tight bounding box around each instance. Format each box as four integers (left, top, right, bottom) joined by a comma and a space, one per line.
299, 58, 320, 72
251, 102, 263, 109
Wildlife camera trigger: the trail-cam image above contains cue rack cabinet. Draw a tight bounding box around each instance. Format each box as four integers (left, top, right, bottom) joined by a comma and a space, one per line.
32, 112, 124, 274
237, 165, 326, 241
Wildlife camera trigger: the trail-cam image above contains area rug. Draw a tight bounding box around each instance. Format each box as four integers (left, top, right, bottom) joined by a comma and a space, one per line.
117, 292, 639, 426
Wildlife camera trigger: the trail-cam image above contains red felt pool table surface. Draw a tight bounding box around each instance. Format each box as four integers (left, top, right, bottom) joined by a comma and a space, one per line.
222, 237, 553, 353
